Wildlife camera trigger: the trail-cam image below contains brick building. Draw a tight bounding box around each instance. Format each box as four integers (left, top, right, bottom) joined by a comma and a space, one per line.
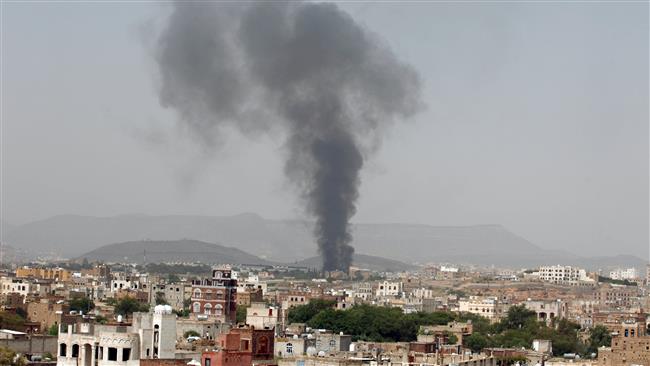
201, 325, 274, 366
191, 267, 237, 323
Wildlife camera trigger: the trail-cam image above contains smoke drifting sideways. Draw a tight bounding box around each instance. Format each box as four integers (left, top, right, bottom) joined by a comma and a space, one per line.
155, 1, 421, 271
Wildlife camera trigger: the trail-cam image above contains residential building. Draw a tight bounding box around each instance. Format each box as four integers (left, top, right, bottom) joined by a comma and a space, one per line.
190, 267, 237, 323
538, 265, 588, 285
458, 296, 508, 321
245, 302, 279, 332
375, 281, 403, 298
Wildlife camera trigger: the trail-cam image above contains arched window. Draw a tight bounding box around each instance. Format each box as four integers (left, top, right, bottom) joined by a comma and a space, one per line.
205, 290, 213, 300
193, 302, 201, 313
204, 303, 212, 315
215, 304, 223, 316
193, 289, 202, 299
59, 343, 67, 357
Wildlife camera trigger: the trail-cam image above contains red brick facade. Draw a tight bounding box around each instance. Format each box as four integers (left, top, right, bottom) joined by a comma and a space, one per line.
191, 268, 237, 323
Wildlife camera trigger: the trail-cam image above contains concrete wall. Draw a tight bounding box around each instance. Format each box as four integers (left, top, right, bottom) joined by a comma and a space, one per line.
0, 336, 58, 355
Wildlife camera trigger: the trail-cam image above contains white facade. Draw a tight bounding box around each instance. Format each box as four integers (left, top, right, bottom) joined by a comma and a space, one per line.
375, 281, 403, 297
0, 277, 33, 298
538, 265, 588, 285
458, 296, 507, 320
246, 302, 280, 333
609, 268, 638, 280
56, 306, 177, 366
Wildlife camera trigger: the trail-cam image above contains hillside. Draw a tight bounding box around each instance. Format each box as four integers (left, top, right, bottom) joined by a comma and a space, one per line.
295, 253, 418, 272
5, 213, 645, 269
78, 239, 275, 265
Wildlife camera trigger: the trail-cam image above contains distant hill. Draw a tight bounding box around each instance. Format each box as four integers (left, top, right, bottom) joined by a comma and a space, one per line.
295, 253, 418, 272
5, 213, 646, 269
78, 239, 276, 265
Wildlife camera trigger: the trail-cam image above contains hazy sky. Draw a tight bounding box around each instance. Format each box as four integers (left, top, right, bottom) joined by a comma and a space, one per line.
2, 2, 648, 259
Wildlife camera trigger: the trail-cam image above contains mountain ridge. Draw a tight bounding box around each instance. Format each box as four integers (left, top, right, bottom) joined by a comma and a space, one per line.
4, 213, 645, 269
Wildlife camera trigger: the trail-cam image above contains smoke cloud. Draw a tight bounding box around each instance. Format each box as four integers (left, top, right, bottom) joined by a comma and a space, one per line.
155, 1, 421, 271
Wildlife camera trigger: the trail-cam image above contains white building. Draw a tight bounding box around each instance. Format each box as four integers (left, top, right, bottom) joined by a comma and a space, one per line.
458, 296, 508, 321
0, 277, 33, 298
246, 302, 280, 334
538, 265, 588, 285
609, 268, 638, 280
375, 281, 403, 298
56, 305, 178, 366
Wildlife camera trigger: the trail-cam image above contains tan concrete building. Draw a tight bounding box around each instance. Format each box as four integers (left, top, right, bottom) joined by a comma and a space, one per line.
598, 334, 650, 366
16, 267, 72, 282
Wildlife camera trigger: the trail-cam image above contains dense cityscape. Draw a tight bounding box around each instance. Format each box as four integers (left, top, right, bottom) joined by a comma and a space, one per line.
0, 259, 648, 365
2, 0, 647, 366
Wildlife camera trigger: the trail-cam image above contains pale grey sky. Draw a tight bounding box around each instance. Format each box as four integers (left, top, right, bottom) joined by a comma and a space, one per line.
2, 1, 648, 258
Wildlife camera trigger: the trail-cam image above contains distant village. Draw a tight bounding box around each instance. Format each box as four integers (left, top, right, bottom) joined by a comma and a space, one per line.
1, 260, 649, 366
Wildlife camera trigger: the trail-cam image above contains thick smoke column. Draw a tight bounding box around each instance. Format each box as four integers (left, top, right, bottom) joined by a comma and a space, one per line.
155, 2, 421, 271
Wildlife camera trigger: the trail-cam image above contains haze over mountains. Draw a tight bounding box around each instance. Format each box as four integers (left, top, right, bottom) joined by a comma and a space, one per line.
3, 213, 646, 269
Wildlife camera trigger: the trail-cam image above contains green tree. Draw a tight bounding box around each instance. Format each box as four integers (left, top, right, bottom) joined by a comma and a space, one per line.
287, 299, 336, 324
587, 325, 611, 354
236, 306, 248, 324
443, 331, 459, 344
500, 305, 537, 330
69, 296, 95, 313
464, 333, 489, 353
0, 311, 25, 331
154, 292, 168, 305
114, 297, 149, 315
183, 330, 201, 338
0, 346, 27, 366
48, 324, 59, 336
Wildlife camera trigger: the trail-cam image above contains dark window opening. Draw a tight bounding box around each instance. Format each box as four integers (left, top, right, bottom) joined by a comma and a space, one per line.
122, 348, 131, 361
108, 347, 118, 361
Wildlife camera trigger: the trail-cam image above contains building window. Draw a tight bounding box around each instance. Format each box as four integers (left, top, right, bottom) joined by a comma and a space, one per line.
205, 358, 211, 366
59, 343, 67, 357
107, 348, 118, 361
204, 303, 212, 315
193, 302, 201, 313
122, 348, 131, 361
72, 344, 79, 358
193, 289, 202, 298
215, 304, 223, 316
329, 340, 336, 347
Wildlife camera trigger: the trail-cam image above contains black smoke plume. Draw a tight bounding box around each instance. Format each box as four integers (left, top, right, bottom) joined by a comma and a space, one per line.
155, 2, 421, 271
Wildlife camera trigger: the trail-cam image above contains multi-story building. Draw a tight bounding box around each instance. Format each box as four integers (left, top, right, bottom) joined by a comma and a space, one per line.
202, 325, 274, 366
458, 296, 508, 321
149, 283, 187, 311
375, 281, 403, 298
538, 265, 588, 285
245, 302, 280, 333
592, 284, 637, 309
609, 268, 638, 281
16, 267, 72, 282
56, 305, 178, 366
190, 267, 237, 323
522, 299, 567, 326
0, 277, 33, 299
598, 334, 650, 365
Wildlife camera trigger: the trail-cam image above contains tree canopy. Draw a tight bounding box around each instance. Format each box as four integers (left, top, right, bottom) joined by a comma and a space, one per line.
287, 302, 592, 357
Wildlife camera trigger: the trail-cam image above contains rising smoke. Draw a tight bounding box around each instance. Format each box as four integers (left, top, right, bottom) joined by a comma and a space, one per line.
155, 1, 421, 271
